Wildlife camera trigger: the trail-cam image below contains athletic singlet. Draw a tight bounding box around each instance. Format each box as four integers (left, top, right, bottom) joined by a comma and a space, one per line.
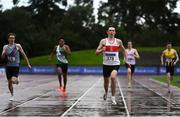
4, 44, 20, 66
164, 48, 176, 66
56, 45, 68, 64
126, 48, 136, 65
103, 38, 120, 65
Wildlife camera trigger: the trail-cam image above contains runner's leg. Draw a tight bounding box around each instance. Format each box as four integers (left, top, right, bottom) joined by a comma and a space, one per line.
57, 67, 63, 88
111, 70, 117, 96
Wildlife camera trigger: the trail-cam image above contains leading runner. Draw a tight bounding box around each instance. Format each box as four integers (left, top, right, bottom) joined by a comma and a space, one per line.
96, 26, 129, 105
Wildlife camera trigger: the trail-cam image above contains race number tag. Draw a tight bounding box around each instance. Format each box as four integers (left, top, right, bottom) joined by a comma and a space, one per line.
8, 57, 15, 62
105, 53, 115, 61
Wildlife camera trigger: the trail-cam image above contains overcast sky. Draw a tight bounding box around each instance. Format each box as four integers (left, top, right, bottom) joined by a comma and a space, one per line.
0, 0, 179, 14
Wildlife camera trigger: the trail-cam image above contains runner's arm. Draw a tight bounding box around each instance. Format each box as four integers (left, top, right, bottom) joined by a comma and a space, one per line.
134, 49, 140, 59
161, 51, 165, 66
96, 39, 105, 55
174, 50, 179, 65
1, 46, 6, 59
64, 45, 71, 55
18, 44, 31, 68
119, 40, 130, 66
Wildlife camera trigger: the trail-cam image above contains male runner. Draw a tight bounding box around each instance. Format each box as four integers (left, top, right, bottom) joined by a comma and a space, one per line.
125, 41, 140, 88
161, 42, 179, 92
96, 26, 129, 105
1, 33, 31, 101
49, 37, 71, 93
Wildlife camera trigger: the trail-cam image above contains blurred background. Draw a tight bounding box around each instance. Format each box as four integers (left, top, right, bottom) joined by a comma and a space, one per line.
0, 0, 179, 66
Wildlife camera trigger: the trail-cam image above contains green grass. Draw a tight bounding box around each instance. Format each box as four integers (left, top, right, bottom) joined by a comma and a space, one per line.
154, 76, 180, 88
21, 50, 103, 65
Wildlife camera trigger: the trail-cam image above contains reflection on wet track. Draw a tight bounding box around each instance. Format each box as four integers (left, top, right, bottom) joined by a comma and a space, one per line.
0, 75, 179, 116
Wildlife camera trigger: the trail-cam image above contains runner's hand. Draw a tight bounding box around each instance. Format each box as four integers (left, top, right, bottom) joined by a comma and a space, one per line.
102, 46, 106, 52
161, 62, 164, 66
28, 64, 32, 69
126, 62, 131, 68
48, 58, 52, 62
63, 45, 67, 51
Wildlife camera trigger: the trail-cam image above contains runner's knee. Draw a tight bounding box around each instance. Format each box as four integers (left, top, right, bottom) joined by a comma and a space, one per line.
111, 70, 117, 79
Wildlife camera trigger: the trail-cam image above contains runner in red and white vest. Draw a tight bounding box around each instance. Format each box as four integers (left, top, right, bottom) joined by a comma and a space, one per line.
125, 41, 140, 88
96, 26, 129, 105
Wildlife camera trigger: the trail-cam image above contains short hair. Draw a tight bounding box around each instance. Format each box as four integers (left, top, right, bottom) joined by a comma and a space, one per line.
8, 33, 16, 38
167, 41, 172, 45
107, 25, 115, 30
58, 36, 64, 40
127, 40, 132, 43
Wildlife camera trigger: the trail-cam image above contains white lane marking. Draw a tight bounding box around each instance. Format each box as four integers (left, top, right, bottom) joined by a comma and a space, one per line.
134, 79, 180, 109
60, 78, 101, 117
117, 78, 130, 117
0, 91, 50, 115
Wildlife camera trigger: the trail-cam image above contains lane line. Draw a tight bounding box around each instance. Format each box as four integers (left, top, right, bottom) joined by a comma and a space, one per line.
117, 78, 130, 117
0, 91, 51, 115
134, 79, 180, 109
60, 78, 101, 117
0, 76, 83, 115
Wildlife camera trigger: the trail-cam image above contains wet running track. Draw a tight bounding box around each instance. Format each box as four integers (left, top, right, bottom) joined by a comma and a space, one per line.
0, 75, 179, 117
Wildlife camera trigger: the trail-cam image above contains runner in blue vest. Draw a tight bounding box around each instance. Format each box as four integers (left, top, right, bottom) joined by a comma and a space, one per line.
49, 37, 71, 94
1, 33, 31, 101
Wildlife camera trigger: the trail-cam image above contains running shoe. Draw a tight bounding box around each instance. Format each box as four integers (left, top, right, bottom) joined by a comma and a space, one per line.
168, 88, 171, 93
58, 86, 63, 92
111, 96, 117, 105
9, 96, 14, 101
103, 94, 107, 100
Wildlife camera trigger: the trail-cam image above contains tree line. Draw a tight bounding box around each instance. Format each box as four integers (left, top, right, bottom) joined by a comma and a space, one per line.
0, 0, 179, 57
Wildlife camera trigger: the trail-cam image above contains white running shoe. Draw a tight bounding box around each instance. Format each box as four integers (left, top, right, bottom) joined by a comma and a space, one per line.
111, 96, 117, 105
9, 96, 14, 101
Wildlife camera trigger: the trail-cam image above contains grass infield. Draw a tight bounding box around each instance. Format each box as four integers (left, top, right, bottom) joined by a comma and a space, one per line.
154, 76, 180, 88
21, 46, 180, 65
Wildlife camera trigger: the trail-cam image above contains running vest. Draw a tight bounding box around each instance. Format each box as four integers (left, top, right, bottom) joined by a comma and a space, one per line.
126, 49, 136, 65
164, 48, 176, 66
56, 45, 68, 64
4, 44, 20, 66
103, 38, 120, 65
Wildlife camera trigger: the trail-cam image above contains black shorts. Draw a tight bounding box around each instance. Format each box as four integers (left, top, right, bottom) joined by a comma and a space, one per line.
56, 64, 68, 73
103, 65, 119, 77
6, 66, 20, 80
166, 65, 174, 76
125, 64, 135, 74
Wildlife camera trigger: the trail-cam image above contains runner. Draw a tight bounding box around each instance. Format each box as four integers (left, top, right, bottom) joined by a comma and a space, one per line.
96, 26, 129, 105
161, 42, 179, 92
1, 33, 31, 101
125, 41, 140, 88
49, 37, 71, 94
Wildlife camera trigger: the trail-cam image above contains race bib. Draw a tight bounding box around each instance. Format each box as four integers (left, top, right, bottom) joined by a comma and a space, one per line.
166, 58, 173, 62
105, 53, 115, 61
8, 57, 15, 62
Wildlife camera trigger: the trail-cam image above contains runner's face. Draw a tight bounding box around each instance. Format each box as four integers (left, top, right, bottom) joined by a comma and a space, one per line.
8, 35, 15, 44
59, 39, 64, 46
107, 27, 116, 37
167, 44, 172, 49
128, 42, 132, 48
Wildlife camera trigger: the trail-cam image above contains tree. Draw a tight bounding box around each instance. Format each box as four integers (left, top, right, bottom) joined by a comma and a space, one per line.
59, 0, 96, 50
98, 0, 180, 45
